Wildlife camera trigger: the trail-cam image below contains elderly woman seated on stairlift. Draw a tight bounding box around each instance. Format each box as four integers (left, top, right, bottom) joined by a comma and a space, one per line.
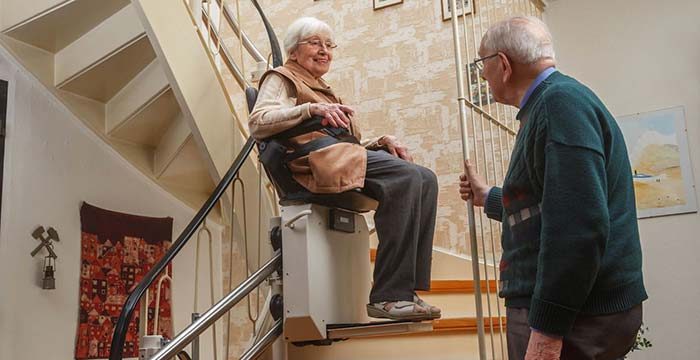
249, 16, 441, 321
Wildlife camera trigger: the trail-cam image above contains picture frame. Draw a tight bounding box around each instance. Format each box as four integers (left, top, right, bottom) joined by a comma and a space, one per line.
442, 0, 474, 21
374, 0, 403, 10
617, 106, 698, 219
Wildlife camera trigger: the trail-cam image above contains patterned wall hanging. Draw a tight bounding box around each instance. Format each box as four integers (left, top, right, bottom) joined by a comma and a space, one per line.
75, 202, 174, 359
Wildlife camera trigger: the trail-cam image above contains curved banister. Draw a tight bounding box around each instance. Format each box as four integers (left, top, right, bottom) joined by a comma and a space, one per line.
249, 0, 283, 67
109, 138, 256, 360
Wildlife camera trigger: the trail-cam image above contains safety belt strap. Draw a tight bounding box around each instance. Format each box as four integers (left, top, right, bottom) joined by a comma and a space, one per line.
285, 136, 345, 162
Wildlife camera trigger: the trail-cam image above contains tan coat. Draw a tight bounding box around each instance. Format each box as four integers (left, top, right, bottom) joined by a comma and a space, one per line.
249, 60, 377, 194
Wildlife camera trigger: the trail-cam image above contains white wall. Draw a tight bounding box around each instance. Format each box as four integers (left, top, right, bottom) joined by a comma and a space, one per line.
0, 47, 223, 359
545, 1, 700, 358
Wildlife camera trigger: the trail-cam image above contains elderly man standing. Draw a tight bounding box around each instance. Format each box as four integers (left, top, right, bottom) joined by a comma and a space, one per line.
459, 17, 647, 360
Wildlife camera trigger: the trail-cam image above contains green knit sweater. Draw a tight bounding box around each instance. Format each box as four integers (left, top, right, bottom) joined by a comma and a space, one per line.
484, 71, 647, 336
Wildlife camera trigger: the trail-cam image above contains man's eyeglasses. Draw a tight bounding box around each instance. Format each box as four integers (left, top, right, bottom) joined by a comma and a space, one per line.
297, 39, 338, 51
472, 53, 500, 71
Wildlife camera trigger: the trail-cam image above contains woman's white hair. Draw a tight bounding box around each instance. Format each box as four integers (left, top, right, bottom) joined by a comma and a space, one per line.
481, 16, 556, 64
284, 17, 334, 56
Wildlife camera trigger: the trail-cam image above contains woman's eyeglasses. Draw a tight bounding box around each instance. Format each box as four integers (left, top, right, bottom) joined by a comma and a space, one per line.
298, 39, 338, 51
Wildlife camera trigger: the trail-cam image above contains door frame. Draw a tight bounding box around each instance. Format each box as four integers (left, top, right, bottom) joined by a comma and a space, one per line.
0, 79, 7, 231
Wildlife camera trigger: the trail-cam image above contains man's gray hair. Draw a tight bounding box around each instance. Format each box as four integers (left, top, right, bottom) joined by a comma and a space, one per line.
481, 16, 556, 64
284, 17, 334, 56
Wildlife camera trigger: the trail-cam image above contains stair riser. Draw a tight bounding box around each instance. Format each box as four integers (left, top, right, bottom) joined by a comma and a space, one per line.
420, 292, 506, 319
369, 247, 500, 281
106, 59, 169, 133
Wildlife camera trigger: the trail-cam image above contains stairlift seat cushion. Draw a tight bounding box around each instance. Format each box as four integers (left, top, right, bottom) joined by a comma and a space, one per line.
280, 190, 378, 213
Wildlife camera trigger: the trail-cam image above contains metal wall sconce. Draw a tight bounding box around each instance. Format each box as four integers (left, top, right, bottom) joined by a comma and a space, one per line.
30, 226, 59, 290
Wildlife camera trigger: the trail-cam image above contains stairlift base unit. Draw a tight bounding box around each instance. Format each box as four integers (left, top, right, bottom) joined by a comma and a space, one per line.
280, 204, 371, 342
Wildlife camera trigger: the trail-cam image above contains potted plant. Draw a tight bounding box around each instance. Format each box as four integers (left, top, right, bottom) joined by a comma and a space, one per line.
625, 324, 653, 358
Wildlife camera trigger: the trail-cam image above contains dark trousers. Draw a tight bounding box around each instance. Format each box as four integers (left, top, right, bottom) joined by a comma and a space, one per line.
506, 304, 643, 360
361, 150, 438, 303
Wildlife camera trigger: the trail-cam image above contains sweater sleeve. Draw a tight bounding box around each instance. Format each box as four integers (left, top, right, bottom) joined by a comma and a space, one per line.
248, 73, 312, 140
484, 187, 503, 222
528, 140, 610, 336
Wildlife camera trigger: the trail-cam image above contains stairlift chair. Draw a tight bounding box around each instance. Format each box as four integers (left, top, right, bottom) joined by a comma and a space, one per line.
247, 88, 432, 345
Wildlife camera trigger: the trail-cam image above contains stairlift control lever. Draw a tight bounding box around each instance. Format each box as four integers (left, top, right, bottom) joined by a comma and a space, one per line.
329, 209, 355, 233
283, 210, 312, 229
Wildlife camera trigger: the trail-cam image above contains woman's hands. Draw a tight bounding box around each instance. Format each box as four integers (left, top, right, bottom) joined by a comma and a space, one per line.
379, 135, 413, 162
310, 103, 355, 129
309, 103, 414, 163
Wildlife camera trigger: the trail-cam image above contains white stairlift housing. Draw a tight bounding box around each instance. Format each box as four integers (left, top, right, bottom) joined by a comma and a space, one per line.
280, 203, 372, 342
277, 203, 433, 344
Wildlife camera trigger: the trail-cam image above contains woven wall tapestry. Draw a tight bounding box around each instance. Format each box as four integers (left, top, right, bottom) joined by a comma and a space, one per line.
75, 202, 174, 359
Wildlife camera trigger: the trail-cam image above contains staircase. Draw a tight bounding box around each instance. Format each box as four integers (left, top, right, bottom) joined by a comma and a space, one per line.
0, 0, 234, 218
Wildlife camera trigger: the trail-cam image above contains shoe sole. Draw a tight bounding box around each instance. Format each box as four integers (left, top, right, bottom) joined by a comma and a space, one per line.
366, 304, 441, 321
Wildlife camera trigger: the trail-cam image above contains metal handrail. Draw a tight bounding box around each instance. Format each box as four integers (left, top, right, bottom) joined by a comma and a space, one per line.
108, 138, 256, 360
150, 251, 282, 360
201, 7, 251, 89
215, 0, 266, 63
460, 95, 517, 136
240, 320, 283, 360
448, 0, 486, 358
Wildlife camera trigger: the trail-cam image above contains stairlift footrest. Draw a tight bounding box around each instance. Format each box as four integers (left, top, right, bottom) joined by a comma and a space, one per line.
326, 320, 433, 340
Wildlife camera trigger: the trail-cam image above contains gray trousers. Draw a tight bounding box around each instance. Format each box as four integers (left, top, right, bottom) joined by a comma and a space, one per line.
506, 304, 643, 360
361, 150, 438, 303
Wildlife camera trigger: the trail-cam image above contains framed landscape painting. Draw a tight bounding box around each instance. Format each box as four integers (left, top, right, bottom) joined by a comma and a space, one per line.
617, 106, 698, 218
